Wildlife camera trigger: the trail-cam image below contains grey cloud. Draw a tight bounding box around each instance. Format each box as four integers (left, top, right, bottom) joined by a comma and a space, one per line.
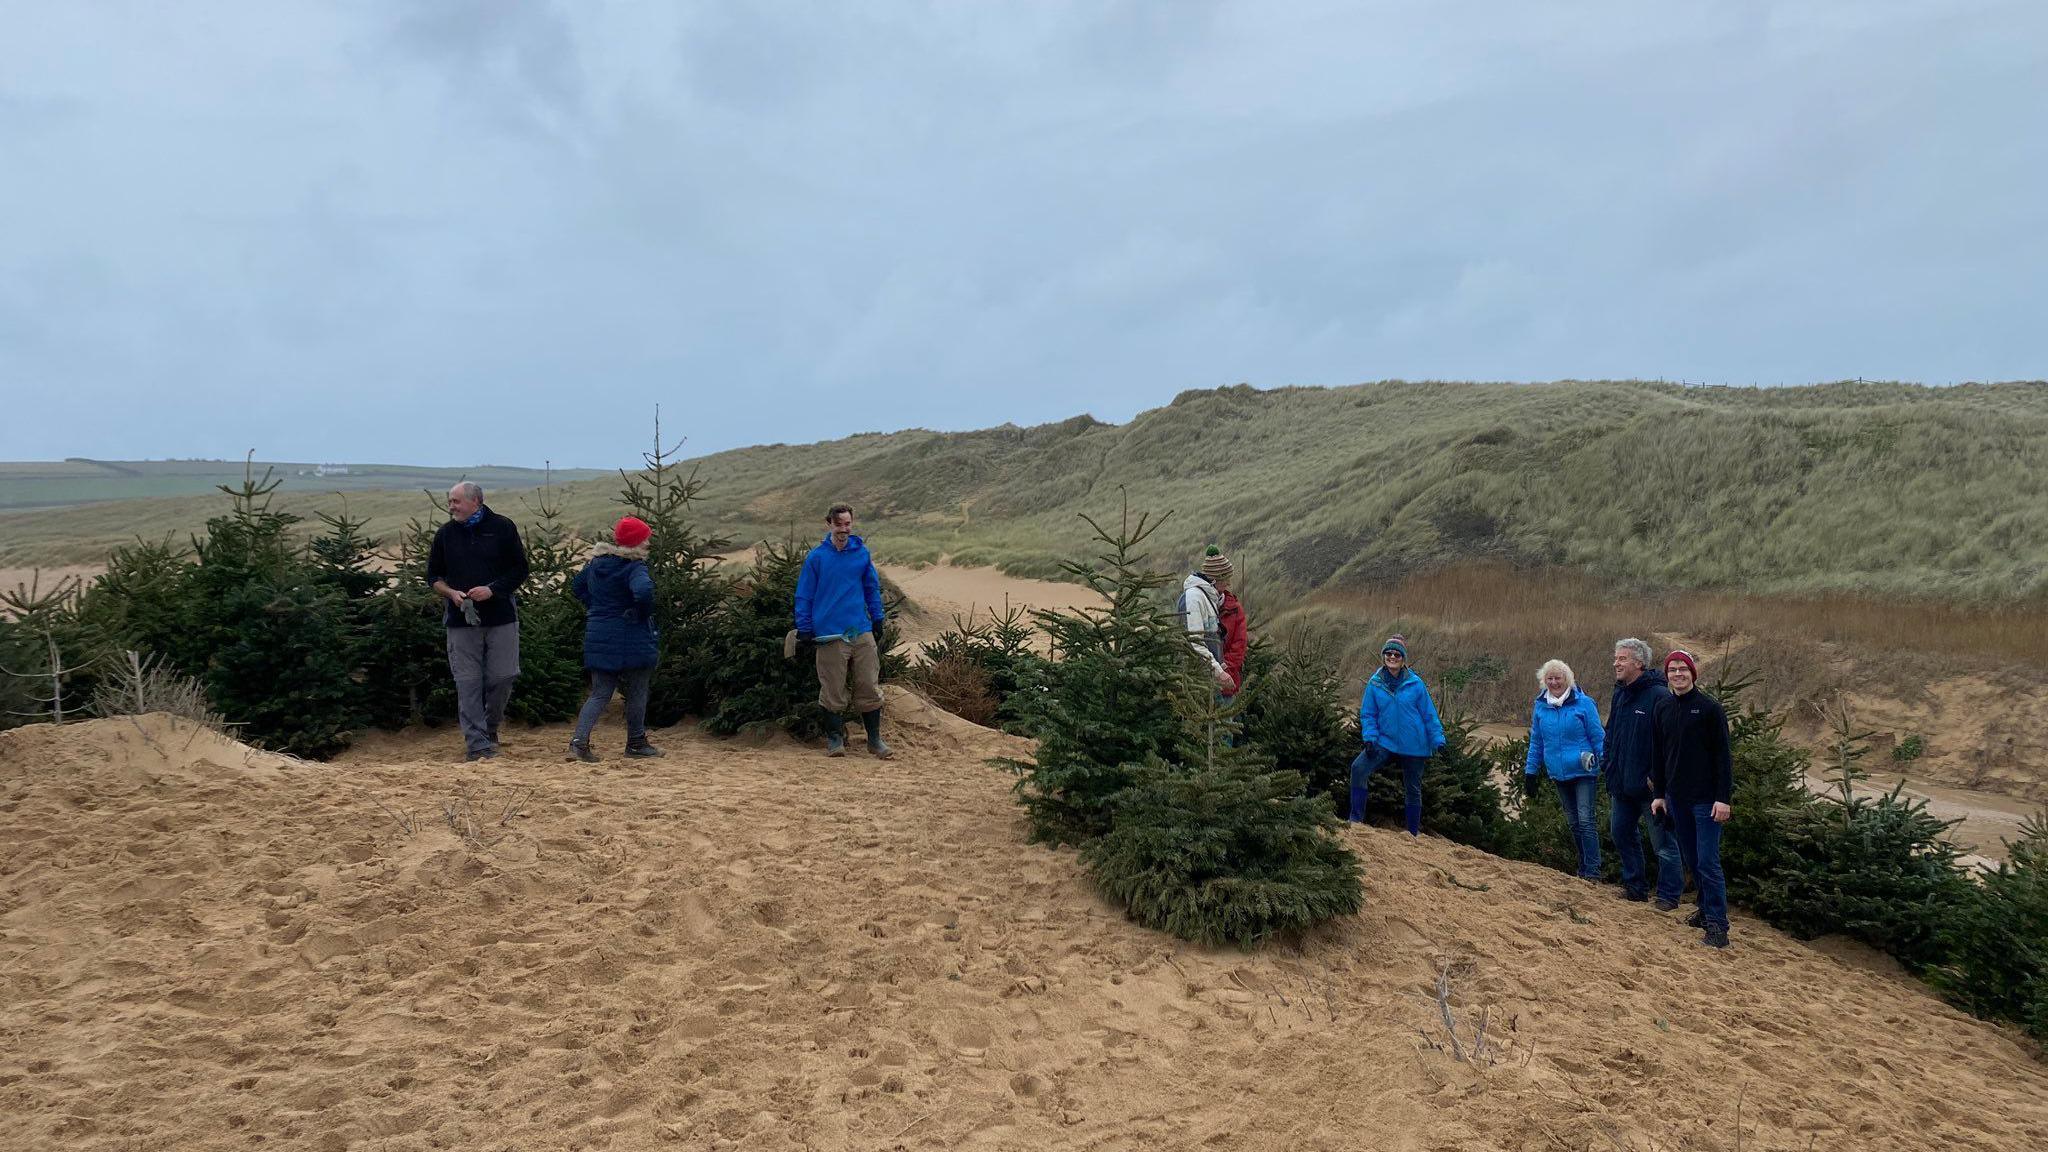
0, 0, 2042, 466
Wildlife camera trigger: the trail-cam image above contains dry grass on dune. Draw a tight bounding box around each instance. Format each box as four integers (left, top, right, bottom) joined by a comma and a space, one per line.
1289, 563, 2048, 711
5, 697, 2047, 1151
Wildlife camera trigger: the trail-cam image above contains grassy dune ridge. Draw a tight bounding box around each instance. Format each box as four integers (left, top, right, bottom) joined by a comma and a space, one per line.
6, 380, 2047, 605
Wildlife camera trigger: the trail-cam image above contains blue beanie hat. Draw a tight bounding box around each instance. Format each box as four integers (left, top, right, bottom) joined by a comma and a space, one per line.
1382, 635, 1407, 660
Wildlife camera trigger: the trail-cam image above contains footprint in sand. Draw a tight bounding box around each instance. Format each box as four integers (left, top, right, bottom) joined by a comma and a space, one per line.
953, 1023, 993, 1065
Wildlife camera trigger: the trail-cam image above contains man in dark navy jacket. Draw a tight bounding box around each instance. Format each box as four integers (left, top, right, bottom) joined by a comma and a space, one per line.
1605, 638, 1683, 909
427, 482, 530, 761
1650, 649, 1735, 949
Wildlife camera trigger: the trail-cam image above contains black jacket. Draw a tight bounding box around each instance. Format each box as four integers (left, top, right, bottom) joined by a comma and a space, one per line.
1650, 687, 1733, 806
1603, 669, 1672, 799
425, 507, 530, 628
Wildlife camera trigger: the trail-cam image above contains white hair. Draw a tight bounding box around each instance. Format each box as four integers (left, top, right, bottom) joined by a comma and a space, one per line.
451, 481, 483, 503
1536, 659, 1577, 691
1614, 637, 1652, 669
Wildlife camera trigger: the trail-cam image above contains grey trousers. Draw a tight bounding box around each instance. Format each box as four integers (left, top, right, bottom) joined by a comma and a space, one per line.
447, 622, 520, 754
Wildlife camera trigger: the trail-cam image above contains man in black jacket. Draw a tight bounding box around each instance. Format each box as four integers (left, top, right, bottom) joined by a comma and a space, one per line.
1604, 638, 1683, 909
426, 482, 530, 761
1650, 649, 1734, 949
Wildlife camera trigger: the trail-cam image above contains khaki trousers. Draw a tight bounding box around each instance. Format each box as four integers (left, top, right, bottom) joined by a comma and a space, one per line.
815, 632, 883, 713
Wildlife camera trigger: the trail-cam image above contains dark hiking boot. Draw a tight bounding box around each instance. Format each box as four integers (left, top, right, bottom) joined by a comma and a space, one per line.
1686, 909, 1705, 929
625, 741, 665, 759
823, 709, 846, 757
1655, 897, 1681, 913
1703, 926, 1730, 949
1620, 889, 1649, 903
862, 709, 893, 759
466, 747, 498, 763
567, 742, 598, 763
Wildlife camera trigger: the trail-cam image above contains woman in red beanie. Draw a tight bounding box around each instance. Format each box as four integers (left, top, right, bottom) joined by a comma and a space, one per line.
567, 516, 663, 761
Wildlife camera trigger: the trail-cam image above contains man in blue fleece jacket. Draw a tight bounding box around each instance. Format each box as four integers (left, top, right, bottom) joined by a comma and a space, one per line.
793, 504, 890, 758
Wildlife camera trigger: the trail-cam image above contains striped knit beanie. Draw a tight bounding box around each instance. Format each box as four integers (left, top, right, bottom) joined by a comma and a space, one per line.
1200, 546, 1234, 581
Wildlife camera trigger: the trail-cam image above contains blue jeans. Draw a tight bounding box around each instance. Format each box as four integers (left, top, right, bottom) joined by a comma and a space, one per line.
1611, 793, 1683, 902
571, 667, 653, 747
1553, 777, 1601, 879
1669, 800, 1728, 931
1350, 748, 1427, 836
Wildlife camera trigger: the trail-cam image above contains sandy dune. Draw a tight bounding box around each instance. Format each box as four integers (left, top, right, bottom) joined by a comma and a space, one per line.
877, 563, 1105, 654
3, 702, 2045, 1151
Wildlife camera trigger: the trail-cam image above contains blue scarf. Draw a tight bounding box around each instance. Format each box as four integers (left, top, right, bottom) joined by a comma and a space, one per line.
464, 506, 485, 527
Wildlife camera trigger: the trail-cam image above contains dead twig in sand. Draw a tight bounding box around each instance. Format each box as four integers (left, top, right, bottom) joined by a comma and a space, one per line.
1421, 959, 1501, 1067
370, 793, 419, 836
891, 1112, 932, 1138
1734, 1082, 1747, 1152
442, 791, 508, 853
1551, 900, 1592, 925
498, 787, 535, 826
1435, 967, 1466, 1062
1431, 866, 1491, 892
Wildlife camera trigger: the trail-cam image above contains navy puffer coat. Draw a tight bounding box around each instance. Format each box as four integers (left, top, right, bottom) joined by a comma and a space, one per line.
572, 545, 658, 671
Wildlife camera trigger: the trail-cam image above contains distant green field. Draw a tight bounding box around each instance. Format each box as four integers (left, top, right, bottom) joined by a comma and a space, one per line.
0, 458, 612, 512
5, 381, 2048, 608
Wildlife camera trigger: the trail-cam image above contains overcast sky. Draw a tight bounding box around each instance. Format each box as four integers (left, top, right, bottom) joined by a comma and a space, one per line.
3, 2, 2043, 468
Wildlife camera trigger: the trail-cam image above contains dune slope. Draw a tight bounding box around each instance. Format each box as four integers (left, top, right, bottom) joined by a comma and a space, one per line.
3, 701, 2045, 1151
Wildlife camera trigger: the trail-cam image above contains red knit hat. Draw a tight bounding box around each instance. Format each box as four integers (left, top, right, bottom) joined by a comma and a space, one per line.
613, 516, 651, 549
1664, 649, 1697, 678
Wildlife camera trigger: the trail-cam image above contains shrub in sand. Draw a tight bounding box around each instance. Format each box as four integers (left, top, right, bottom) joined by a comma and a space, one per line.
1082, 685, 1363, 947
0, 572, 99, 728
499, 479, 588, 726
1006, 498, 1361, 946
1745, 704, 1973, 973
910, 600, 1052, 732
1938, 815, 2048, 1042
355, 502, 457, 729
1002, 503, 1200, 845
614, 413, 733, 727
137, 464, 365, 757
1236, 631, 1355, 818
1716, 673, 1820, 903
76, 536, 186, 669
908, 651, 1000, 727
90, 650, 226, 731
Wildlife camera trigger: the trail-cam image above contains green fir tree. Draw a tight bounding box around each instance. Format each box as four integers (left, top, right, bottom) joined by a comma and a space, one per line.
1001, 498, 1199, 845
614, 409, 732, 726
505, 469, 589, 725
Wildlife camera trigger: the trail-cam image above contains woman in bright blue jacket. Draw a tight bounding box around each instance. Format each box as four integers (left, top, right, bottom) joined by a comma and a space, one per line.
1349, 635, 1446, 836
1524, 658, 1605, 878
567, 517, 662, 762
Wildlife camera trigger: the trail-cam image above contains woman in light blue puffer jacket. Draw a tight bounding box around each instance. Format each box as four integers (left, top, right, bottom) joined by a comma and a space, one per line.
1524, 659, 1605, 879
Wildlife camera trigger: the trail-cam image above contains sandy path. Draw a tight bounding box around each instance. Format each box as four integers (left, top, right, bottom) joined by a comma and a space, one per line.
4, 704, 2045, 1151
0, 565, 102, 603
878, 563, 1104, 653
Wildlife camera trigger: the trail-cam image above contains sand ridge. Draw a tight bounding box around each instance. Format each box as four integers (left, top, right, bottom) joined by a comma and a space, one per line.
2, 700, 2046, 1150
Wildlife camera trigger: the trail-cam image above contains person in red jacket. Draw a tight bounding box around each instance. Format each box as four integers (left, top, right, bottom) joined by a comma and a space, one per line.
1217, 579, 1248, 699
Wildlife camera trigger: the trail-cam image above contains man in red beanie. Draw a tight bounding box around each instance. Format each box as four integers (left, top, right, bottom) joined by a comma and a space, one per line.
1650, 649, 1734, 948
